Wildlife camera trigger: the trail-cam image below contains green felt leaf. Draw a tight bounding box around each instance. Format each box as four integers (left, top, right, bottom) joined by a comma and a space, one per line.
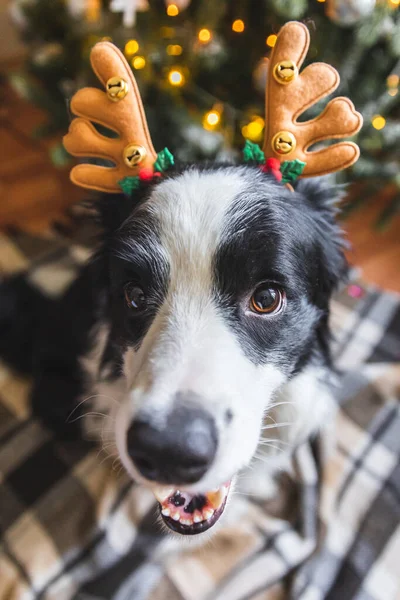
280, 159, 306, 183
242, 140, 265, 164
154, 147, 174, 172
118, 176, 141, 195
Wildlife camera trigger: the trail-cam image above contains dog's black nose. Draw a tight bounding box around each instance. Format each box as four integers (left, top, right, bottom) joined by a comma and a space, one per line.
127, 403, 218, 484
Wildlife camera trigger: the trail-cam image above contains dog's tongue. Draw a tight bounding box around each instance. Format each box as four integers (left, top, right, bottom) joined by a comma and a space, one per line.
153, 483, 230, 533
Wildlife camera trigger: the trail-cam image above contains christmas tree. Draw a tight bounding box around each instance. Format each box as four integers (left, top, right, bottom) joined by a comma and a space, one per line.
9, 0, 400, 226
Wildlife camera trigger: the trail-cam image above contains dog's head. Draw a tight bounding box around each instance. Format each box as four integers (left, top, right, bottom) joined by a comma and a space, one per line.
93, 165, 346, 535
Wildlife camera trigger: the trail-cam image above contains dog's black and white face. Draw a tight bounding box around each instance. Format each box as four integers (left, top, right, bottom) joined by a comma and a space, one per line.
94, 165, 345, 536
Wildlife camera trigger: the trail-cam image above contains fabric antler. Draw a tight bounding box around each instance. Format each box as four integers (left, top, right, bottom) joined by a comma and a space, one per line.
63, 41, 157, 193
263, 21, 363, 177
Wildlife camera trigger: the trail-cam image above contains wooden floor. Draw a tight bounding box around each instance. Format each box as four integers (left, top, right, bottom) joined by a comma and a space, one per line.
343, 191, 400, 294
0, 81, 399, 293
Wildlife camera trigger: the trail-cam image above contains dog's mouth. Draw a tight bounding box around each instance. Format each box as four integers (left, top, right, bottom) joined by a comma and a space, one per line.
153, 482, 231, 535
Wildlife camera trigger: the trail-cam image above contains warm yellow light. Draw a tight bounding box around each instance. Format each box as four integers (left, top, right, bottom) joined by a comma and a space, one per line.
207, 112, 220, 126
125, 39, 139, 55
101, 36, 112, 42
388, 89, 398, 97
132, 56, 146, 69
167, 44, 183, 56
316, 0, 326, 3
387, 74, 399, 88
232, 19, 245, 33
203, 110, 221, 130
388, 0, 399, 6
198, 28, 212, 43
86, 0, 100, 22
168, 68, 185, 86
372, 115, 386, 130
266, 34, 277, 47
242, 118, 264, 142
251, 116, 265, 127
167, 3, 179, 16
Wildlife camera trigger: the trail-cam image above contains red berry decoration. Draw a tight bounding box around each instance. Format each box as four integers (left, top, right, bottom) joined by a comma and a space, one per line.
139, 167, 154, 181
261, 157, 282, 181
266, 158, 281, 171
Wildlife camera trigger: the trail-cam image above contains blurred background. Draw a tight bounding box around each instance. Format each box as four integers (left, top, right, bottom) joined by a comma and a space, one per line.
0, 0, 399, 290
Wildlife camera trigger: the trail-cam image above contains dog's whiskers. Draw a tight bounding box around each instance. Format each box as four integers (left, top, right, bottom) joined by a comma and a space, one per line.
260, 421, 293, 431
112, 456, 122, 471
254, 446, 285, 460
258, 438, 291, 447
66, 393, 119, 423
68, 411, 112, 424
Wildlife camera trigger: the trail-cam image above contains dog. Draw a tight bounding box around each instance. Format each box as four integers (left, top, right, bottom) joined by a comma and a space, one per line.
0, 164, 345, 537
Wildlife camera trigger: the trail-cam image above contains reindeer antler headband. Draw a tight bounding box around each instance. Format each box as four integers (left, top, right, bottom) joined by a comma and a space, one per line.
64, 21, 362, 194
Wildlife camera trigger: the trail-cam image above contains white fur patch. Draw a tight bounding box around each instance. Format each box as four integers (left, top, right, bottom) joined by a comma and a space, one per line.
112, 169, 289, 493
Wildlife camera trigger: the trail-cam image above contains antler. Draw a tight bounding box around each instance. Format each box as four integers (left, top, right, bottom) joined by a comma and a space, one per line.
63, 41, 157, 193
263, 22, 363, 177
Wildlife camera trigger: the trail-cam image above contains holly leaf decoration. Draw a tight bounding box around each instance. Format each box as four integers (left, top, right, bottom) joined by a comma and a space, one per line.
154, 147, 175, 172
243, 140, 265, 164
280, 159, 306, 183
118, 175, 141, 195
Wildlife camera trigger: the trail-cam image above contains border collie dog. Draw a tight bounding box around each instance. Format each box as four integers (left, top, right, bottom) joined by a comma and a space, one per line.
0, 165, 345, 536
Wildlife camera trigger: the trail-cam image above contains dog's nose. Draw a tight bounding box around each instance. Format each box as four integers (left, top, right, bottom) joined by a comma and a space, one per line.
127, 404, 218, 484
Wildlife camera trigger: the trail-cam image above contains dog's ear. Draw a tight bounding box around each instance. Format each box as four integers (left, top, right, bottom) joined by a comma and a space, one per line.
87, 185, 153, 235
95, 192, 137, 234
296, 177, 348, 306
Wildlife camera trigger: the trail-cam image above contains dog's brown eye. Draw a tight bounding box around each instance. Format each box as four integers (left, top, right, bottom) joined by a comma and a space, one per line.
124, 284, 147, 311
250, 286, 284, 315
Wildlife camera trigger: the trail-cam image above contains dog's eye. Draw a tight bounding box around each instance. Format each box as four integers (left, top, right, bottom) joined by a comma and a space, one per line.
124, 284, 147, 311
250, 285, 284, 315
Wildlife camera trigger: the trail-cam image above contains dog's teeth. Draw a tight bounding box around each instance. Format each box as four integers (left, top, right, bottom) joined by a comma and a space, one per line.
153, 486, 175, 503
193, 511, 203, 523
203, 508, 214, 520
172, 512, 180, 521
207, 488, 224, 510
161, 508, 170, 517
181, 519, 192, 526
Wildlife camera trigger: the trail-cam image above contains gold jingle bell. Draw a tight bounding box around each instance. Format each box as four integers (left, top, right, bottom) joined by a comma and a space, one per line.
273, 60, 298, 85
272, 131, 296, 155
106, 76, 129, 102
123, 144, 147, 168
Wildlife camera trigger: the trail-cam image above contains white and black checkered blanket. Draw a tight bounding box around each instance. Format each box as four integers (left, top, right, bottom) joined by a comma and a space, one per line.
0, 232, 399, 600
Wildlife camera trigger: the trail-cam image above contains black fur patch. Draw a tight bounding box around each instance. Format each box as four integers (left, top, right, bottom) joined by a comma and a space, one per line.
213, 170, 346, 372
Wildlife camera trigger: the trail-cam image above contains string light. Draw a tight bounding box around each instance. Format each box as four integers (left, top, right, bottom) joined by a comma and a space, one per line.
168, 68, 185, 86
132, 56, 146, 69
242, 117, 265, 142
203, 107, 222, 130
198, 28, 212, 43
387, 74, 399, 96
125, 39, 139, 55
86, 0, 100, 22
387, 74, 399, 88
167, 44, 183, 56
232, 19, 245, 33
371, 115, 386, 130
266, 34, 277, 47
166, 3, 179, 16
316, 0, 326, 3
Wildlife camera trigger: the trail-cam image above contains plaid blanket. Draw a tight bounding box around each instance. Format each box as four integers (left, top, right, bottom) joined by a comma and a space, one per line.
0, 231, 399, 600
